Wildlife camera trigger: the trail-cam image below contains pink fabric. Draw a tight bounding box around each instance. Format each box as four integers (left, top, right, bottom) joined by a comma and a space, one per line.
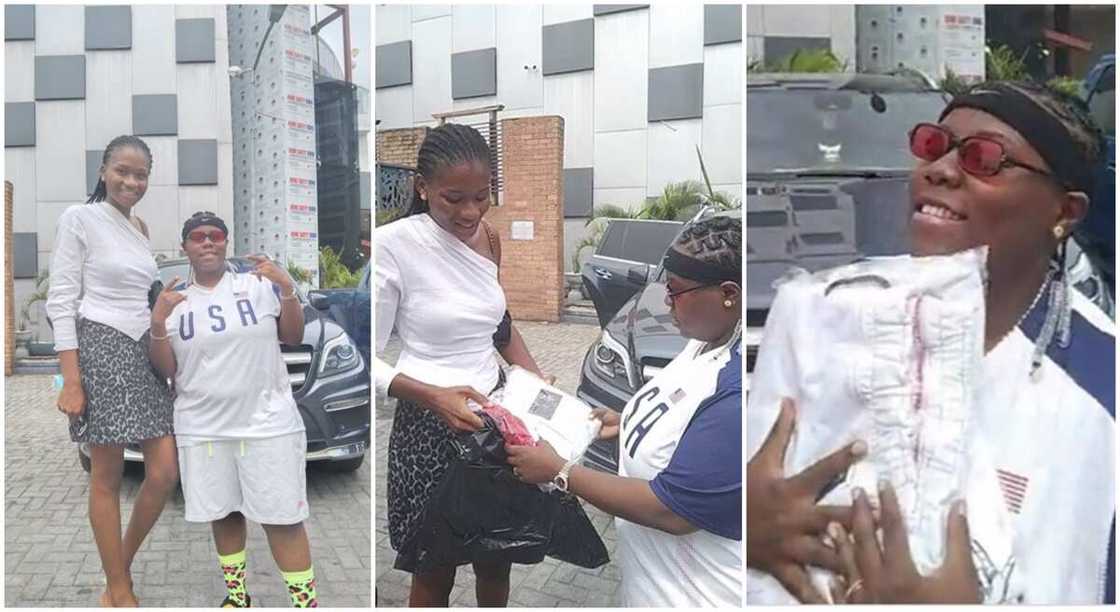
483, 404, 537, 447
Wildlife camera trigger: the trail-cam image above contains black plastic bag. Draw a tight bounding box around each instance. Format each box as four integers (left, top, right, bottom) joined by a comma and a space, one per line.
412, 414, 609, 573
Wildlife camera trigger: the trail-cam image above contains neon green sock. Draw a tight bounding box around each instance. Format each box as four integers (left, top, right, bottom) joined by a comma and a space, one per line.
218, 549, 249, 607
281, 566, 318, 608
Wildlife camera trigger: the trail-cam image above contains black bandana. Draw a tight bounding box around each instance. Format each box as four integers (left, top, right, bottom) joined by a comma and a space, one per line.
181, 211, 228, 241
939, 82, 1094, 194
662, 248, 740, 285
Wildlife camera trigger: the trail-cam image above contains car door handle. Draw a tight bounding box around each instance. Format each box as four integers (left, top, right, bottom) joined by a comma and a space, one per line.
594, 268, 612, 280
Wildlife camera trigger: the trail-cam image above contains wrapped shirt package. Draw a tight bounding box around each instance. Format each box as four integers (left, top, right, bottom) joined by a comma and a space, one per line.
484, 366, 601, 464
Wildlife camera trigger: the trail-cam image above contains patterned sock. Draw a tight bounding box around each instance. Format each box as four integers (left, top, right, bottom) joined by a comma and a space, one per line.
281, 566, 318, 608
218, 549, 249, 607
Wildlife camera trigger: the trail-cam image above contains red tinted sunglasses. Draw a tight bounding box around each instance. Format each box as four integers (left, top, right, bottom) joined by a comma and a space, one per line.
186, 229, 227, 244
908, 122, 1055, 180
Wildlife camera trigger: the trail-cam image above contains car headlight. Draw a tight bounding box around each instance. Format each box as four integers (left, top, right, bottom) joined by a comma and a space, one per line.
591, 331, 635, 387
319, 334, 363, 378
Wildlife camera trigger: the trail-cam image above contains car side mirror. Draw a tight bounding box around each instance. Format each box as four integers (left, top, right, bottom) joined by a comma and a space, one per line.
627, 265, 649, 285
308, 291, 330, 310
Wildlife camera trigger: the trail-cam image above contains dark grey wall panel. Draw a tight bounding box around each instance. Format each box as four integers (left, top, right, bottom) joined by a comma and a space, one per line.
5, 103, 35, 147
132, 94, 178, 135
34, 56, 86, 101
86, 6, 131, 50
648, 63, 704, 122
86, 150, 104, 195
704, 4, 742, 45
376, 40, 412, 89
593, 5, 647, 16
451, 48, 497, 100
360, 171, 371, 210
5, 5, 35, 41
564, 168, 593, 218
542, 19, 594, 76
178, 139, 218, 185
176, 18, 215, 63
764, 36, 830, 65
13, 233, 37, 279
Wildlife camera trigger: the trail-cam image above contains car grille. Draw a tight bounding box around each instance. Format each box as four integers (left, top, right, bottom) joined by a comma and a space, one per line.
282, 345, 314, 391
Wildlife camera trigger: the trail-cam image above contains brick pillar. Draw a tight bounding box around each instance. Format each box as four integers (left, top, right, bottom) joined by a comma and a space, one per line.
488, 116, 565, 322
5, 180, 14, 376
375, 127, 428, 166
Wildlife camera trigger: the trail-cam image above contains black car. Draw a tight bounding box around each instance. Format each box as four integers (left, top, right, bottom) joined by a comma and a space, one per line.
576, 209, 741, 473
745, 72, 1113, 389
78, 257, 371, 472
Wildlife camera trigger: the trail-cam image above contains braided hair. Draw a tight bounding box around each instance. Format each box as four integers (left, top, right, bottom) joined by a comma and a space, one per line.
407, 123, 493, 216
671, 215, 743, 282
86, 135, 153, 204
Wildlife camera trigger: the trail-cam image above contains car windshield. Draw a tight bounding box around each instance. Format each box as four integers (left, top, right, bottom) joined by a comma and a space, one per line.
596, 220, 684, 265
748, 89, 949, 173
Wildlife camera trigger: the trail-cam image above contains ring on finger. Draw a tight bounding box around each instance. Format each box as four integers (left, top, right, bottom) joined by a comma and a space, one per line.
512, 467, 522, 479
844, 578, 864, 599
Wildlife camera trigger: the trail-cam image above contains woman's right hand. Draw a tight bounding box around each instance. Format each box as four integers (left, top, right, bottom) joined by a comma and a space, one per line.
746, 398, 868, 603
151, 276, 187, 325
424, 385, 488, 432
57, 381, 86, 417
590, 408, 621, 440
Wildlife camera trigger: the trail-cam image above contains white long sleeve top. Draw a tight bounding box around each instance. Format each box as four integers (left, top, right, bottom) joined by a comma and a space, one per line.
373, 213, 506, 396
45, 202, 158, 351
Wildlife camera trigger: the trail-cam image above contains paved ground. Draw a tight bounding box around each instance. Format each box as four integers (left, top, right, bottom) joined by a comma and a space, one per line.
4, 375, 371, 607
375, 320, 625, 607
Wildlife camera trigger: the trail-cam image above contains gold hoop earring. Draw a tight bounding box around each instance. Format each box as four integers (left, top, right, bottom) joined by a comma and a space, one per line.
724, 300, 734, 308
1052, 225, 1065, 240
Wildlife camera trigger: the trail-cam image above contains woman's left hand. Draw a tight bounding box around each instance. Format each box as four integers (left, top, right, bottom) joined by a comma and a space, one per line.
505, 440, 565, 484
247, 254, 295, 295
828, 482, 981, 604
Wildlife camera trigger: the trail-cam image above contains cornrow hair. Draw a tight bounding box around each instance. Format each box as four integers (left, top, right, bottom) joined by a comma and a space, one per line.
407, 123, 493, 216
673, 215, 743, 275
86, 134, 153, 204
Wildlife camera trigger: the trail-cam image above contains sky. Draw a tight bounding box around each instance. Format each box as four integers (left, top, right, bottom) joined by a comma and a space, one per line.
310, 4, 371, 91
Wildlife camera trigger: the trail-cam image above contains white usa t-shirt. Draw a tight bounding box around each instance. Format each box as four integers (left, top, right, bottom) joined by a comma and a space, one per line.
616, 338, 744, 608
165, 272, 304, 445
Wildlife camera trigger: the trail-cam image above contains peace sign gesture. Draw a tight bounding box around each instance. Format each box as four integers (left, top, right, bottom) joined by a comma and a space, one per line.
747, 398, 868, 602
151, 276, 187, 325
246, 254, 295, 294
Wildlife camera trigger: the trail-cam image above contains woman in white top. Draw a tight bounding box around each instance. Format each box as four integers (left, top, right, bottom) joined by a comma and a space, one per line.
507, 216, 744, 607
46, 135, 178, 607
148, 212, 319, 608
375, 123, 549, 606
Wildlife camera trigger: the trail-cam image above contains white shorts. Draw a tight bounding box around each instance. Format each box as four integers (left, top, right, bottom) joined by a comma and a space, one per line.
178, 431, 309, 525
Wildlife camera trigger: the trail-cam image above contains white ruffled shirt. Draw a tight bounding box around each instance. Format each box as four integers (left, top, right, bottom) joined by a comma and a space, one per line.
45, 202, 158, 351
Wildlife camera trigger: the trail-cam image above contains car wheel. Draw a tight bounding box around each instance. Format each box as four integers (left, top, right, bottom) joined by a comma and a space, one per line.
78, 450, 91, 473
314, 455, 365, 473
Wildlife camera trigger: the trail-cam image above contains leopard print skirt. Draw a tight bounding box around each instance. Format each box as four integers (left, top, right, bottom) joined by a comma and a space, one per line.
387, 375, 503, 574
71, 319, 174, 446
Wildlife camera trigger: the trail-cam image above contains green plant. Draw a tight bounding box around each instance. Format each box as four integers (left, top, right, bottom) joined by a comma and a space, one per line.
19, 269, 50, 331
286, 262, 312, 285
985, 43, 1030, 81
1046, 75, 1082, 98
939, 66, 972, 97
376, 207, 406, 226
319, 246, 363, 289
749, 49, 846, 74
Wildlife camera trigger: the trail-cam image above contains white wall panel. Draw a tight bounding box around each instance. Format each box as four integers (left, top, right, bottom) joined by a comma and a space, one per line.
36, 101, 86, 203
646, 119, 703, 197
174, 5, 219, 20
746, 4, 764, 35
543, 71, 593, 168
86, 51, 134, 149
829, 5, 858, 67
376, 5, 412, 45
35, 202, 73, 253
215, 40, 233, 144
376, 85, 414, 129
704, 43, 743, 107
594, 129, 646, 190
412, 5, 452, 22
496, 5, 543, 112
133, 185, 181, 252
5, 41, 35, 102
145, 136, 179, 187
701, 104, 742, 186
35, 6, 84, 55
452, 5, 496, 53
543, 5, 593, 26
178, 64, 222, 139
746, 36, 764, 63
177, 186, 222, 247
217, 142, 235, 234
5, 148, 38, 232
594, 10, 648, 132
593, 187, 647, 214
133, 5, 178, 95
411, 17, 453, 123
760, 5, 833, 37
649, 4, 704, 69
